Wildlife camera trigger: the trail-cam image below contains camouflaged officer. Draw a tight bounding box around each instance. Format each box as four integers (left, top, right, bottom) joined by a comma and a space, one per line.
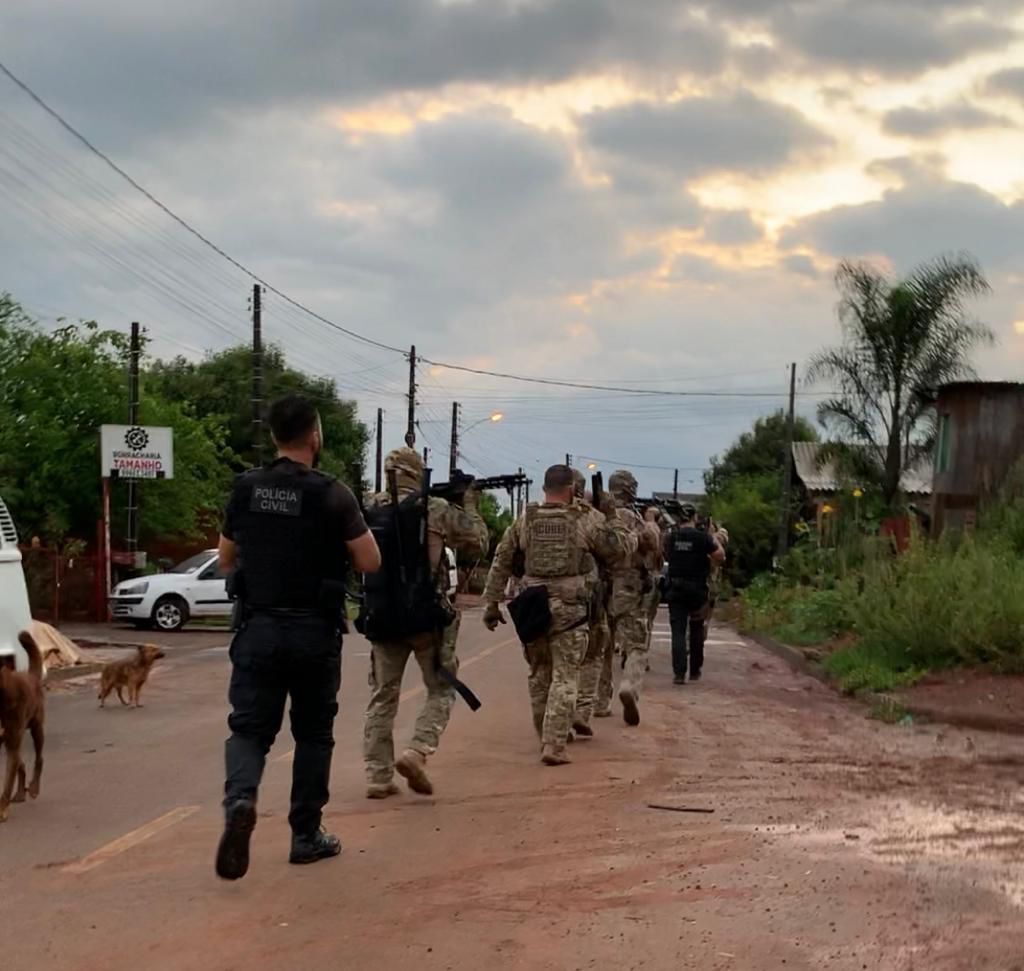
641, 506, 666, 653
361, 448, 488, 799
606, 471, 662, 727
571, 469, 612, 736
482, 465, 635, 766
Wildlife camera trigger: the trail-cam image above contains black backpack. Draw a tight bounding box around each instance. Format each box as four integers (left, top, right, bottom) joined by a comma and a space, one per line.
357, 474, 451, 642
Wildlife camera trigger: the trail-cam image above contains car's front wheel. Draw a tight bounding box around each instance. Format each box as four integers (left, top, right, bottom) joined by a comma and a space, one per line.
152, 595, 189, 632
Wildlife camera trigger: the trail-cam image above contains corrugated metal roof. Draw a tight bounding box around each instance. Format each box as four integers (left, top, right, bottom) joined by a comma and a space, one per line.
792, 442, 932, 495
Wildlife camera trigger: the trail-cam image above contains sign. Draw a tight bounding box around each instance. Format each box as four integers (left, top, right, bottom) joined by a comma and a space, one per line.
100, 425, 174, 480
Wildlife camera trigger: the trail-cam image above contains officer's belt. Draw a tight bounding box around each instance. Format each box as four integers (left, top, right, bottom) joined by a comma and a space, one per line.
246, 606, 333, 618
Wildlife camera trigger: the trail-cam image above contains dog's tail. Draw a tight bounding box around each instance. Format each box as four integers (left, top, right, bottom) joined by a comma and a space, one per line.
17, 631, 43, 679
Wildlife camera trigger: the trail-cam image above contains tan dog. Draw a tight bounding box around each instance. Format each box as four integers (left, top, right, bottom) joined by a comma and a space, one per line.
0, 632, 45, 822
98, 644, 165, 709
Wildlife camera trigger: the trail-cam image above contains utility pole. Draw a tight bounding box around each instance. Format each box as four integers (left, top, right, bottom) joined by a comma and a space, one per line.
565, 453, 572, 468
374, 408, 383, 493
449, 401, 459, 476
517, 466, 524, 518
777, 362, 797, 560
252, 284, 264, 464
126, 321, 141, 560
405, 345, 417, 447
673, 468, 679, 499
423, 446, 430, 465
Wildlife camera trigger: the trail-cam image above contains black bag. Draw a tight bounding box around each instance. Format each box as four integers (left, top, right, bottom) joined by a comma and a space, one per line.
359, 475, 448, 642
507, 585, 552, 645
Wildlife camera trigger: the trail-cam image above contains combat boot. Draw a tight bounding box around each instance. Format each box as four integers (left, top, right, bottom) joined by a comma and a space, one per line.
366, 781, 401, 800
289, 827, 342, 865
215, 798, 257, 881
541, 744, 572, 766
572, 720, 594, 738
594, 708, 612, 719
619, 686, 640, 727
396, 749, 434, 795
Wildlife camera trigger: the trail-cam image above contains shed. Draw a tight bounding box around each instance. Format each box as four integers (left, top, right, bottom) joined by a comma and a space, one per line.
930, 382, 1024, 535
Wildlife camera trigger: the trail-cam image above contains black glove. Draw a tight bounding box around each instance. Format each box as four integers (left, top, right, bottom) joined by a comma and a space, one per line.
483, 602, 506, 631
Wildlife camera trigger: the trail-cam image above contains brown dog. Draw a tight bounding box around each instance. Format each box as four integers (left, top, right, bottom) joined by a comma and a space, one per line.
0, 632, 45, 822
98, 644, 165, 709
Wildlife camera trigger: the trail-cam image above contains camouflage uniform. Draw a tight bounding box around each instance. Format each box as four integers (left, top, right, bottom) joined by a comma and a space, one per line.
704, 524, 728, 640
363, 449, 488, 795
607, 471, 662, 727
642, 517, 665, 651
483, 497, 635, 762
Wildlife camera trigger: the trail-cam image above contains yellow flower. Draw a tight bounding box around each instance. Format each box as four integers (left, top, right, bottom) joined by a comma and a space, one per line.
852, 488, 863, 499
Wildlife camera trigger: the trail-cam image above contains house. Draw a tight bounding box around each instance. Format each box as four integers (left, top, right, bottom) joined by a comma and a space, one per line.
791, 442, 932, 530
930, 382, 1024, 535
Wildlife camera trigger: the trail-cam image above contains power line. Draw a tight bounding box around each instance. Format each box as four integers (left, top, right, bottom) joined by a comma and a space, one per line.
575, 455, 708, 472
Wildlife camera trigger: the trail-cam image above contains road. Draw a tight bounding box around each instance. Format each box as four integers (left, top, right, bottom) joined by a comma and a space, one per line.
4, 609, 1024, 970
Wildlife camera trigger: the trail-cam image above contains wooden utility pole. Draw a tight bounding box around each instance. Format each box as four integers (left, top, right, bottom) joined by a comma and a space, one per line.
777, 362, 797, 560
252, 284, 264, 464
374, 408, 383, 493
449, 401, 460, 476
405, 345, 417, 447
126, 321, 141, 557
423, 446, 429, 465
565, 453, 572, 468
673, 468, 679, 499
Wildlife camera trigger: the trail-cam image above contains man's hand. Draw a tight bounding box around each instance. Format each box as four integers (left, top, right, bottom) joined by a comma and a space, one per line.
483, 602, 506, 631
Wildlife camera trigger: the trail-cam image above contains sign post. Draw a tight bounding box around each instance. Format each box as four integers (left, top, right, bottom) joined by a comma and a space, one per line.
99, 425, 174, 602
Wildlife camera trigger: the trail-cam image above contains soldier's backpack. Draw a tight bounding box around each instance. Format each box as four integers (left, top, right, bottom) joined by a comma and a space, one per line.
358, 471, 451, 642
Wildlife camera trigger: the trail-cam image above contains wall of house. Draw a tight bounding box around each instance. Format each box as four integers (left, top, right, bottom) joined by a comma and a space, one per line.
931, 384, 1024, 535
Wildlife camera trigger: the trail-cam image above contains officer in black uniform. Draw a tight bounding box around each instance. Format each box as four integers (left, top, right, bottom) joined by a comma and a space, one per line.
663, 502, 725, 685
215, 395, 381, 881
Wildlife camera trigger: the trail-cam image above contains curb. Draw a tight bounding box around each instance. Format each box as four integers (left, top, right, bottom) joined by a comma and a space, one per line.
743, 627, 1024, 737
47, 663, 105, 683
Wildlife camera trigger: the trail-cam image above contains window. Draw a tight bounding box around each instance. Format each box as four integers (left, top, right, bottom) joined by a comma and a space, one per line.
936, 414, 952, 474
199, 559, 229, 581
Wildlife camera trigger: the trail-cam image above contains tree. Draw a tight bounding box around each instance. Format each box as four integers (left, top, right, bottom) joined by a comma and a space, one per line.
147, 345, 367, 486
0, 296, 231, 543
705, 410, 817, 497
707, 472, 779, 585
807, 254, 993, 508
476, 491, 513, 558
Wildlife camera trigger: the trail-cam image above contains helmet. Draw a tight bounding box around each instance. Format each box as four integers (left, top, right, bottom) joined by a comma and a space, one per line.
679, 502, 697, 520
384, 447, 424, 491
608, 470, 638, 503
571, 469, 586, 499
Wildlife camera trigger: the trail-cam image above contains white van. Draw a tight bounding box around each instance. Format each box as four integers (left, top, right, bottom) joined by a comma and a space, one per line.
0, 496, 32, 671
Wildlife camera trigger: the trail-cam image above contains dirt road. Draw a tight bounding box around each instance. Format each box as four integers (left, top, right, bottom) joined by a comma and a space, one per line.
4, 610, 1023, 970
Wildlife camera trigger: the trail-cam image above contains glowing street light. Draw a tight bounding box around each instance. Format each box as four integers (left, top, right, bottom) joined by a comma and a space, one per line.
587, 463, 598, 470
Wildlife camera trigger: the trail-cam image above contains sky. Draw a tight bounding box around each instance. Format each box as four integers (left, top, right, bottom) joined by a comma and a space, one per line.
2, 0, 1023, 496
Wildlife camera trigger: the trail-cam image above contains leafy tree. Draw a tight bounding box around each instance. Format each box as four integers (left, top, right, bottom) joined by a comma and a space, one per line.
147, 345, 367, 486
705, 410, 817, 497
476, 491, 513, 558
708, 472, 779, 585
0, 295, 231, 544
807, 255, 993, 508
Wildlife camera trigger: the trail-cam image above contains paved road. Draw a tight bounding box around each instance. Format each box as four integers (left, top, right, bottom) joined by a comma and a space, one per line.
4, 610, 1023, 970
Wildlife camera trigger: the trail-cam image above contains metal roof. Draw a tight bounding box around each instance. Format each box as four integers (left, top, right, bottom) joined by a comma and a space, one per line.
791, 442, 932, 495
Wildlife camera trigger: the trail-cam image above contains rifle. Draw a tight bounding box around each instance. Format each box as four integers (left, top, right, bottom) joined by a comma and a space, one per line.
430, 470, 531, 504
591, 470, 604, 511
393, 468, 482, 711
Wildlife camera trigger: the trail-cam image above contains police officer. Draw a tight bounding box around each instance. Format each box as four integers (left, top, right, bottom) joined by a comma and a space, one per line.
482, 465, 635, 765
664, 503, 725, 685
215, 395, 381, 881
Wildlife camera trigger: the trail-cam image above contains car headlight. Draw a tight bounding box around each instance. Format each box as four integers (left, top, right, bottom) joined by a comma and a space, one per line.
118, 582, 149, 596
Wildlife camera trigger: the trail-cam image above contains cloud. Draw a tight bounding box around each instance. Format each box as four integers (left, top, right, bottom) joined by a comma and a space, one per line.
583, 93, 831, 182
882, 102, 1011, 137
703, 210, 764, 245
782, 173, 1024, 271
774, 1, 1015, 75
985, 66, 1024, 102
782, 253, 820, 278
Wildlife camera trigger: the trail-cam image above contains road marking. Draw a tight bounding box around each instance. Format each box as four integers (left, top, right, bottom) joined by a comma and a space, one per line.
63, 805, 199, 874
273, 636, 517, 765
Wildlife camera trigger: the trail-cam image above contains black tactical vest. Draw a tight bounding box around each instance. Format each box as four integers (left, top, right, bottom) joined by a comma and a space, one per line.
230, 458, 348, 608
667, 526, 711, 584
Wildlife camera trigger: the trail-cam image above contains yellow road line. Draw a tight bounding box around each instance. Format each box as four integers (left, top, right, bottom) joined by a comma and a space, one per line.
273, 635, 517, 764
63, 805, 200, 874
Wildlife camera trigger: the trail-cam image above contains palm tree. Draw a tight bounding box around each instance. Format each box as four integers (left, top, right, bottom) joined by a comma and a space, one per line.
807, 254, 993, 508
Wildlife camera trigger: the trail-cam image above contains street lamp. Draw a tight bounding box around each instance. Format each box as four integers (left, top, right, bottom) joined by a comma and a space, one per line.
586, 463, 597, 471
464, 412, 504, 433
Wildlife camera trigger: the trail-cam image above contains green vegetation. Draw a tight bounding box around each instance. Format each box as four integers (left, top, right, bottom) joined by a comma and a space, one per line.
0, 293, 367, 545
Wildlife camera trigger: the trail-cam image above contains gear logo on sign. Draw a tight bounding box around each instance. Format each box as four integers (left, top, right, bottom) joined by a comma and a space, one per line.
124, 427, 149, 452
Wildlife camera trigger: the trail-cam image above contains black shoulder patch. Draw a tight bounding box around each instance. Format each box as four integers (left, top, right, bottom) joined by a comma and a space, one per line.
250, 484, 303, 516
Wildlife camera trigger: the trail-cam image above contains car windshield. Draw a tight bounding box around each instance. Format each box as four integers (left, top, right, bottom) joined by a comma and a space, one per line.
168, 552, 214, 574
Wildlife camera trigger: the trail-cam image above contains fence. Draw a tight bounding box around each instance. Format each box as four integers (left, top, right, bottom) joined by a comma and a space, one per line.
20, 545, 105, 624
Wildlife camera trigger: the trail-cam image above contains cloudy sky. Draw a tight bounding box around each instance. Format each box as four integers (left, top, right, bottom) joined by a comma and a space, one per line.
2, 0, 1023, 493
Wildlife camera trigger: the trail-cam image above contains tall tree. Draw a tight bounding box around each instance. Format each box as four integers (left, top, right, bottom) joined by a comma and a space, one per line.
147, 345, 367, 486
807, 255, 992, 507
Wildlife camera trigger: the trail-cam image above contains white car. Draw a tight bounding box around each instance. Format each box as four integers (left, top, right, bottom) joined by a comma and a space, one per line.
109, 550, 232, 632
0, 496, 33, 671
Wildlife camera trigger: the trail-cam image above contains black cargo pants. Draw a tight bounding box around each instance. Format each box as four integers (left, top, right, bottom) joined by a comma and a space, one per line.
224, 611, 342, 836
667, 581, 709, 679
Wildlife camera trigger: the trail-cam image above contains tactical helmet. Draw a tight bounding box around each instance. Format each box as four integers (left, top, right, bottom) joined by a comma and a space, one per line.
608, 470, 638, 502
571, 469, 586, 499
680, 502, 697, 520
384, 447, 424, 491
